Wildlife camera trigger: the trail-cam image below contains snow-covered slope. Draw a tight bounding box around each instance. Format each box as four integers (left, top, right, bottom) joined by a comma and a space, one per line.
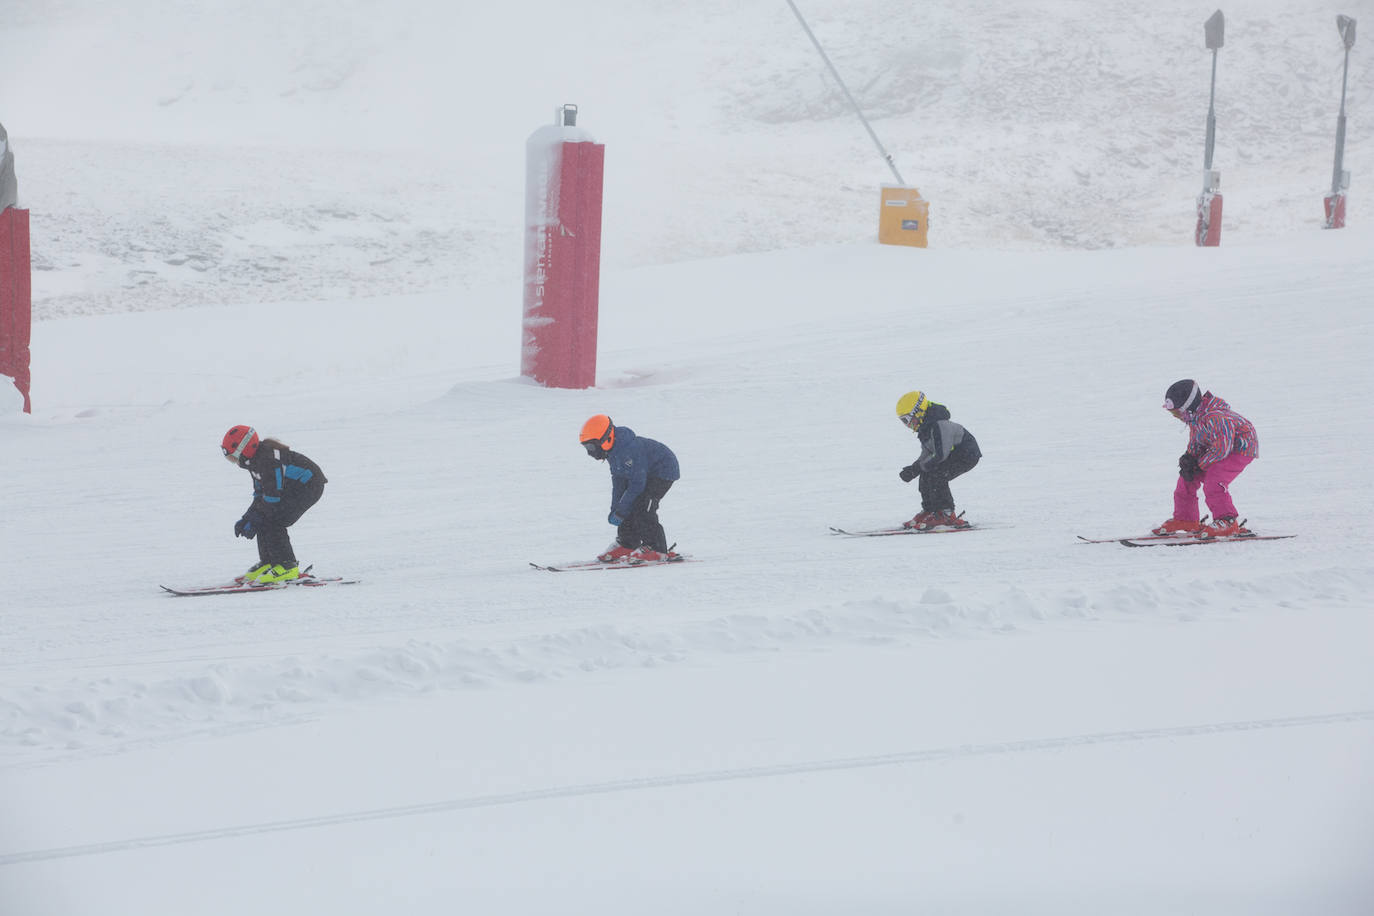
2, 2, 1373, 914
4, 228, 1373, 912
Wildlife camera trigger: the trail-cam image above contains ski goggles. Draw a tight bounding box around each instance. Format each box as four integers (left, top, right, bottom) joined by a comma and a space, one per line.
899, 402, 928, 429
581, 426, 614, 457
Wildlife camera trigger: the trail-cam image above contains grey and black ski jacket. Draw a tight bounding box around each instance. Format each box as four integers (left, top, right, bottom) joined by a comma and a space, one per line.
910, 404, 981, 471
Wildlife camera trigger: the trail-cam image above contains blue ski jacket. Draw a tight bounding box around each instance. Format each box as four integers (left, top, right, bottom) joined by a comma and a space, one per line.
605, 426, 680, 518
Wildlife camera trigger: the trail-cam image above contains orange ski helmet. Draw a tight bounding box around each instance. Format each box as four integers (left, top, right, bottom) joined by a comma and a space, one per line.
221, 425, 260, 465
579, 415, 615, 459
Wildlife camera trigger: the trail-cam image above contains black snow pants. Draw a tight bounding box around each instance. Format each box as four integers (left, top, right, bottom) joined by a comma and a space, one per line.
615, 478, 674, 553
255, 479, 325, 568
918, 438, 981, 513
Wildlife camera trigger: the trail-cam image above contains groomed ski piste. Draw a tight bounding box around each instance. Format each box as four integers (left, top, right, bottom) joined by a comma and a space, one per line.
2, 1, 1373, 913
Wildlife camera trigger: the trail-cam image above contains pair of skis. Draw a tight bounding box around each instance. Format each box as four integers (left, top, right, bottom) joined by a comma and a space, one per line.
829, 510, 1009, 538
1077, 519, 1295, 548
530, 551, 693, 573
828, 524, 1006, 538
161, 566, 360, 597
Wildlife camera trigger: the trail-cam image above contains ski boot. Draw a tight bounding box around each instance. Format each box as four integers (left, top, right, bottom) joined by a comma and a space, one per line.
1151, 518, 1203, 536
236, 563, 272, 584
903, 511, 939, 530
1196, 517, 1252, 539
256, 564, 301, 583
930, 508, 971, 529
598, 543, 636, 563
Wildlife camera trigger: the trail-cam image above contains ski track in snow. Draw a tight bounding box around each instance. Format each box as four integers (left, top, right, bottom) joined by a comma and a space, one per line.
5, 708, 1372, 867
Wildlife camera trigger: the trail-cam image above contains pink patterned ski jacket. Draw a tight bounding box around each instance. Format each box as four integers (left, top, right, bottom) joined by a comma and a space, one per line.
1185, 392, 1259, 469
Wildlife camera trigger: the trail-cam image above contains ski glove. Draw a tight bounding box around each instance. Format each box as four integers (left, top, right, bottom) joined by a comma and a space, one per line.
608, 512, 625, 526
1178, 452, 1202, 482
234, 509, 264, 539
899, 464, 920, 483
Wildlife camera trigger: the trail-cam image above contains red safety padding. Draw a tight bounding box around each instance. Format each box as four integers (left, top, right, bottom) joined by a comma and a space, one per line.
0, 208, 32, 412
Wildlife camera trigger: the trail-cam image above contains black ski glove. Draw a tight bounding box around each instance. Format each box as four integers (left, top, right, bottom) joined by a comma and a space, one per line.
1178, 452, 1202, 482
235, 508, 265, 539
899, 464, 920, 483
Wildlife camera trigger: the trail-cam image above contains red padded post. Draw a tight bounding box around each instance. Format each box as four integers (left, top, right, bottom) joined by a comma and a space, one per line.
522, 111, 605, 390
0, 208, 31, 412
1323, 192, 1347, 229
1195, 191, 1223, 247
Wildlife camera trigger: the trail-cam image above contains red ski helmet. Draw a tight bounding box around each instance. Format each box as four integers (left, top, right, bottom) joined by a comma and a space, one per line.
579, 415, 615, 459
222, 425, 260, 465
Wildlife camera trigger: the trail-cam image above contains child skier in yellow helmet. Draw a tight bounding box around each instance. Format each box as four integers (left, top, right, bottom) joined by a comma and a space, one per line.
895, 391, 982, 530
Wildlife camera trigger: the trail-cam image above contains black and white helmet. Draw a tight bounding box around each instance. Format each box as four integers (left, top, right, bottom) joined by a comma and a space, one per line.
1163, 379, 1202, 414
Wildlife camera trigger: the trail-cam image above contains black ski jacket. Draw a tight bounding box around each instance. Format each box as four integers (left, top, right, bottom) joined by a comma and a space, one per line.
243, 442, 327, 523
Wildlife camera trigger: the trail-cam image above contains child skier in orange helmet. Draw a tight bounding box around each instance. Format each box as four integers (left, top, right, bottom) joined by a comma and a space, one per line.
579, 415, 681, 563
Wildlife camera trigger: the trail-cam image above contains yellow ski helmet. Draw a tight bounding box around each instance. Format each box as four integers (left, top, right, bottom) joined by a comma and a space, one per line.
896, 391, 930, 430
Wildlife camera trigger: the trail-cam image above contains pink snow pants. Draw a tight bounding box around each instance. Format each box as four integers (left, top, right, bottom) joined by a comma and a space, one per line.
1174, 452, 1253, 521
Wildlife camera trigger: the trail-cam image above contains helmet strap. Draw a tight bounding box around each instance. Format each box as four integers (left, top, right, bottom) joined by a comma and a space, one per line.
229, 427, 256, 463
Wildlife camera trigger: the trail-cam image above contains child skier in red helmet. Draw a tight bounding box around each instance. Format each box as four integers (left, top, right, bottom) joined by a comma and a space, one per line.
1153, 379, 1259, 539
221, 425, 328, 582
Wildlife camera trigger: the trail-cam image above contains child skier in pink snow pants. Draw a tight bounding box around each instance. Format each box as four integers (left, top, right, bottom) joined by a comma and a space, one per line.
1154, 379, 1259, 539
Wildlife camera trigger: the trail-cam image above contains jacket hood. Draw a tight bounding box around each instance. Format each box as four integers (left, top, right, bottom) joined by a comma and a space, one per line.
1198, 391, 1229, 414
917, 403, 951, 434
